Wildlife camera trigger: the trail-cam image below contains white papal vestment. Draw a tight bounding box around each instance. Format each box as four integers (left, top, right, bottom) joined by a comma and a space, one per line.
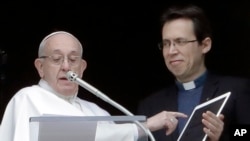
0, 79, 137, 141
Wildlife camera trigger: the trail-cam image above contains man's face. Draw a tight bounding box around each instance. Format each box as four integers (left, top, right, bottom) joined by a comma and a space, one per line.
35, 33, 86, 96
161, 18, 209, 82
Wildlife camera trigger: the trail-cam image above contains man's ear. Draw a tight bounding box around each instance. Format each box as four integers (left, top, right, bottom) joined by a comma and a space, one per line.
79, 59, 87, 78
201, 37, 212, 54
34, 58, 44, 78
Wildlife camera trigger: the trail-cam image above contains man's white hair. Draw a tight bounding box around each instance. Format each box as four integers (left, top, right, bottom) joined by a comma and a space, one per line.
38, 31, 83, 57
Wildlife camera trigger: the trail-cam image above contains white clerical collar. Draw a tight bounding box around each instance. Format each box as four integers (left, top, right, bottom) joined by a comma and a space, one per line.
176, 71, 208, 91
182, 81, 196, 90
38, 79, 77, 103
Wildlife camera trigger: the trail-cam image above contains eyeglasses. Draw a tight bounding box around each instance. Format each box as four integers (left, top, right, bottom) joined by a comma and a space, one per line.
40, 54, 81, 66
158, 39, 197, 50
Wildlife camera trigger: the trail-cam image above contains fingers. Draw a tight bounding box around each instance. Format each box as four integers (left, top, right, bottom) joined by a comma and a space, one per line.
165, 117, 178, 135
146, 111, 188, 136
168, 111, 188, 118
146, 111, 177, 132
170, 118, 175, 123
202, 111, 224, 141
161, 111, 187, 135
218, 114, 224, 121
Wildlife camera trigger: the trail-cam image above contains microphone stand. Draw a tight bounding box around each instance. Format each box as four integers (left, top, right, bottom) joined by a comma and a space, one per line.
67, 71, 156, 141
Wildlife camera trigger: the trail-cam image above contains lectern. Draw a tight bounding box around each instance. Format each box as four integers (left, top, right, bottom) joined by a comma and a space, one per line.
30, 115, 148, 141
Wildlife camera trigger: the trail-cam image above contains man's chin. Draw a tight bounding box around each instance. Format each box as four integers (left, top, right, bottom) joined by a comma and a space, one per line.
58, 86, 77, 96
59, 90, 76, 96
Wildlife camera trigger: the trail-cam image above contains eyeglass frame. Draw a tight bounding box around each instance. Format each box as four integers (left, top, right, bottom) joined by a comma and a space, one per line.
158, 39, 198, 50
39, 54, 82, 66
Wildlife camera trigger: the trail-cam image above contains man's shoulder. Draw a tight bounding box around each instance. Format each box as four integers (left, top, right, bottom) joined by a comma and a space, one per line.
13, 85, 39, 96
207, 72, 249, 84
206, 72, 250, 93
6, 85, 46, 104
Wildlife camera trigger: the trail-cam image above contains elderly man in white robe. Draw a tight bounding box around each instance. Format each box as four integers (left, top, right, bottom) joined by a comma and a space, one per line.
0, 31, 187, 141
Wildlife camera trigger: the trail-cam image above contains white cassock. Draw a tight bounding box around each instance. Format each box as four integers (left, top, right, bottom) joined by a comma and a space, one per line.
0, 79, 137, 141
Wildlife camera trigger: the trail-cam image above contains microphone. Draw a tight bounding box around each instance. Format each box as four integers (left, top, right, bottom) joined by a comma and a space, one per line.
66, 71, 156, 141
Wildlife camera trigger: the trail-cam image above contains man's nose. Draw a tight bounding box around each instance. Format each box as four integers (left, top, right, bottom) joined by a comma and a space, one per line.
61, 59, 71, 71
168, 42, 178, 54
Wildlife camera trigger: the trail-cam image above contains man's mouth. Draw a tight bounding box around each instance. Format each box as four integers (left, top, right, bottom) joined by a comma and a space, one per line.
59, 77, 69, 81
170, 60, 182, 65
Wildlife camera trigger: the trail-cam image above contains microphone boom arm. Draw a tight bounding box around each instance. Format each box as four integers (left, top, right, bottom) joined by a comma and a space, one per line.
67, 71, 156, 141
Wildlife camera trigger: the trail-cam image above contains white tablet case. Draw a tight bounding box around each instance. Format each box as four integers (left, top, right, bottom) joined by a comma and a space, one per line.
177, 92, 231, 141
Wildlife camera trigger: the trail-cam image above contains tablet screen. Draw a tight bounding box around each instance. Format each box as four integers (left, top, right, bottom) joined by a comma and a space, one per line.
177, 92, 231, 141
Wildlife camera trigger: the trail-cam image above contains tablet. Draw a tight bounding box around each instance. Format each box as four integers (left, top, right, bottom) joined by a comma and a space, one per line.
177, 91, 231, 141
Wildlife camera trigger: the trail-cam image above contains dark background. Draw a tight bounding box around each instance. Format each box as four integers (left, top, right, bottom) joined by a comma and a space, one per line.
1, 1, 250, 120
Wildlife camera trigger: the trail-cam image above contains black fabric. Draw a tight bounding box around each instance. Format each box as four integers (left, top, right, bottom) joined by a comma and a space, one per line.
137, 72, 250, 141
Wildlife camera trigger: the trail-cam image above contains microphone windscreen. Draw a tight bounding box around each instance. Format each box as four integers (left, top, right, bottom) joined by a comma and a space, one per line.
66, 71, 78, 82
